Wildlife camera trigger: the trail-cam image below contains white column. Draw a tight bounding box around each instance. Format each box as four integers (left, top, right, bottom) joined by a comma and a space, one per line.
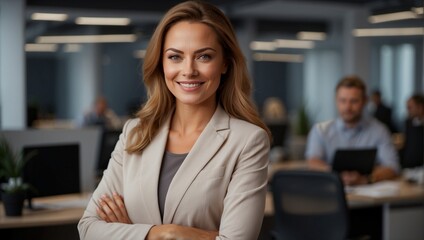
0, 0, 26, 129
304, 49, 342, 124
342, 8, 372, 85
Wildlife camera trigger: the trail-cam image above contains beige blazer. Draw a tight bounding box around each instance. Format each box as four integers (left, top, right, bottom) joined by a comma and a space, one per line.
78, 105, 270, 240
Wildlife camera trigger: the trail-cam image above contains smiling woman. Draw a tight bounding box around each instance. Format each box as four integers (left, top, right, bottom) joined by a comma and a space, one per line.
78, 1, 271, 240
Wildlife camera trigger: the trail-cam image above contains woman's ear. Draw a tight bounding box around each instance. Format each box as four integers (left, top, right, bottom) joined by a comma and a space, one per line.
222, 62, 228, 74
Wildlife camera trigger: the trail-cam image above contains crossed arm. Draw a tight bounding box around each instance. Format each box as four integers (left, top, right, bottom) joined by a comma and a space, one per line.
97, 192, 218, 240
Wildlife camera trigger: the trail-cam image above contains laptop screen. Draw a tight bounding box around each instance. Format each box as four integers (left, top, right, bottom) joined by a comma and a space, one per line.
332, 148, 377, 175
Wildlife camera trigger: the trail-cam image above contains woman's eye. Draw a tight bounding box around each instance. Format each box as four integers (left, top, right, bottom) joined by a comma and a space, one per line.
168, 55, 181, 61
197, 54, 211, 61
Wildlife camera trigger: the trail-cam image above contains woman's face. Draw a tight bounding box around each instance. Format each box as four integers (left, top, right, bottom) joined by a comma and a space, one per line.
162, 21, 227, 108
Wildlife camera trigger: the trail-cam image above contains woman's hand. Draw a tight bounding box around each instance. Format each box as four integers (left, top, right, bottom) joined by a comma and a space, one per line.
147, 224, 218, 240
97, 192, 132, 224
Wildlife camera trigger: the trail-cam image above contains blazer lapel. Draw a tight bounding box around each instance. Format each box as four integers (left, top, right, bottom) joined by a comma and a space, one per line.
139, 116, 171, 224
163, 105, 230, 223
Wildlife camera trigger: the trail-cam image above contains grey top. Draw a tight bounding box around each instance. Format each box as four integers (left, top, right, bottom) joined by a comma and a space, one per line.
158, 151, 187, 220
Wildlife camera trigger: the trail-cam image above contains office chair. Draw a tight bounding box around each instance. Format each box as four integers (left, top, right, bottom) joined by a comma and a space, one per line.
270, 170, 349, 240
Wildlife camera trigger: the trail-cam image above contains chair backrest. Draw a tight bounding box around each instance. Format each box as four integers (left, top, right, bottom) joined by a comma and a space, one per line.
271, 170, 349, 240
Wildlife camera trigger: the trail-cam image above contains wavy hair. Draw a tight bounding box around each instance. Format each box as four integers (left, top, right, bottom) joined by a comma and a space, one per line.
127, 0, 271, 153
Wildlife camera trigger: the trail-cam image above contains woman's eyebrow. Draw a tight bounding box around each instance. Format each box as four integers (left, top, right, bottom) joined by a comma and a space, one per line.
164, 47, 217, 54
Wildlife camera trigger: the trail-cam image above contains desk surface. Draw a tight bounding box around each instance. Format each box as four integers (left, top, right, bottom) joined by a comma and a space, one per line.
266, 161, 424, 215
0, 193, 90, 229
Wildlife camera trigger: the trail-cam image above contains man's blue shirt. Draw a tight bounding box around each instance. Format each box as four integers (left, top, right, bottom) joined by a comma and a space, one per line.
305, 116, 400, 172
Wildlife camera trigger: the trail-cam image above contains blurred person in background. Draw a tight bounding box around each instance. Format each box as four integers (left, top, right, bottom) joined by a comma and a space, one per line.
401, 94, 424, 168
80, 96, 122, 130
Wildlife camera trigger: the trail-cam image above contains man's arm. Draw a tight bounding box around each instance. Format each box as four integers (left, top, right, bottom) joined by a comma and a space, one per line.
370, 166, 397, 182
308, 157, 330, 171
305, 124, 330, 171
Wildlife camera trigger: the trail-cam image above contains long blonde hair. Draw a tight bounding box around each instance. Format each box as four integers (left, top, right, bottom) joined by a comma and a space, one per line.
127, 0, 271, 153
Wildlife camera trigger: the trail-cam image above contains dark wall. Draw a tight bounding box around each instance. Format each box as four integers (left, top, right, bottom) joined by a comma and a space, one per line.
26, 56, 58, 118
101, 43, 146, 117
253, 61, 288, 113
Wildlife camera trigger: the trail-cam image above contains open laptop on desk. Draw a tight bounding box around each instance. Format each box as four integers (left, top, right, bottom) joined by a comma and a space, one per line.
332, 148, 377, 175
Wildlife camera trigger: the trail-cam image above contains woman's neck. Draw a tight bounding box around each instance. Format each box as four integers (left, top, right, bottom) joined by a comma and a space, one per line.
171, 103, 217, 135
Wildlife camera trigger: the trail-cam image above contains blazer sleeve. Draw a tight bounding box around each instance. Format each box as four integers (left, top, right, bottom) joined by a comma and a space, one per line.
78, 120, 154, 240
218, 127, 270, 240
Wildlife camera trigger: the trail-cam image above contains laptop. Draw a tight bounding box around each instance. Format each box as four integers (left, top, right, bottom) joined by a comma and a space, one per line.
332, 148, 377, 175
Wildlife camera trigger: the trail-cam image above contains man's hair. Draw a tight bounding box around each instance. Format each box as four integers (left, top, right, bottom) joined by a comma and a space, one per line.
336, 75, 367, 98
410, 94, 424, 106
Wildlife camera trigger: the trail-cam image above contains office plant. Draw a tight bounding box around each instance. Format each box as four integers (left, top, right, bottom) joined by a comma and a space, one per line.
295, 104, 310, 137
0, 137, 35, 216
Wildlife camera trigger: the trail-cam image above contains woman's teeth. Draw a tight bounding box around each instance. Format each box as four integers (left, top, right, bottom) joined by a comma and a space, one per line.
179, 82, 202, 88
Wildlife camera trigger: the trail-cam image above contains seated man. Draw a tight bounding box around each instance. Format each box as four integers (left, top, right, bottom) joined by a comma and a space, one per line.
305, 75, 399, 185
401, 94, 424, 168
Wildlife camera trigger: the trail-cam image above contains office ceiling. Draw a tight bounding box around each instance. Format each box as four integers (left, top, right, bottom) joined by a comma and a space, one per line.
25, 0, 422, 11
24, 0, 423, 44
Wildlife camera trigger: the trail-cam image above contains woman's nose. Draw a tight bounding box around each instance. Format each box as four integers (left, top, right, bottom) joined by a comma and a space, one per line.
182, 59, 198, 77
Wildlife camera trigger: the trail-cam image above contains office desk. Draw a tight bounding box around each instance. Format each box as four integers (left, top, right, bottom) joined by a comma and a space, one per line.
0, 193, 89, 229
266, 161, 424, 240
0, 193, 90, 240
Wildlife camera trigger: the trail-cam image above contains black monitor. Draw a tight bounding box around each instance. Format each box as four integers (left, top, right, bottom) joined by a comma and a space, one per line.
267, 123, 288, 148
23, 143, 80, 198
97, 130, 121, 177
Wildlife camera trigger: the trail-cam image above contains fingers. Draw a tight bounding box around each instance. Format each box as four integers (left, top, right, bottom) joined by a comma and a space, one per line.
97, 192, 132, 224
96, 205, 112, 222
112, 193, 132, 223
98, 196, 119, 222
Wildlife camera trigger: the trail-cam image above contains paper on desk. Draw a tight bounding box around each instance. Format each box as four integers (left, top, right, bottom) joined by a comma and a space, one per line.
347, 181, 401, 198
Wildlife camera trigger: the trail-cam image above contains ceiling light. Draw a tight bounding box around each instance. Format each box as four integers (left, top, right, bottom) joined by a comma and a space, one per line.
253, 53, 303, 63
75, 17, 131, 26
297, 32, 326, 41
36, 34, 138, 44
31, 13, 68, 21
353, 27, 424, 37
64, 44, 82, 53
250, 41, 276, 51
25, 43, 57, 52
368, 11, 418, 23
134, 50, 147, 59
274, 39, 314, 49
412, 7, 423, 15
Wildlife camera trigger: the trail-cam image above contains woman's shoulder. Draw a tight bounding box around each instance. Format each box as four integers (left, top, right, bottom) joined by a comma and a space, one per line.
228, 116, 268, 138
122, 118, 140, 134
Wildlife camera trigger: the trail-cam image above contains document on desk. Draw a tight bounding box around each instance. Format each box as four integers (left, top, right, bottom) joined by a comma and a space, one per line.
346, 181, 401, 198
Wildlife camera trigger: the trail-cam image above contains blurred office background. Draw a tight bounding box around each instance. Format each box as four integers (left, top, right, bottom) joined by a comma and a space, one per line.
0, 0, 423, 138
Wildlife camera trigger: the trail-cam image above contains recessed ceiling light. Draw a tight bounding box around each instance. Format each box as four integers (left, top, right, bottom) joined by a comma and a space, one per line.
253, 53, 303, 63
25, 43, 58, 52
297, 32, 326, 41
36, 34, 138, 44
353, 27, 424, 37
274, 39, 314, 49
31, 13, 68, 21
75, 17, 131, 26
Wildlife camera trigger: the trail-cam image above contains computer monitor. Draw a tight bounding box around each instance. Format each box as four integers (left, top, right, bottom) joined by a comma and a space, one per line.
267, 123, 288, 148
23, 143, 80, 198
97, 130, 121, 177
